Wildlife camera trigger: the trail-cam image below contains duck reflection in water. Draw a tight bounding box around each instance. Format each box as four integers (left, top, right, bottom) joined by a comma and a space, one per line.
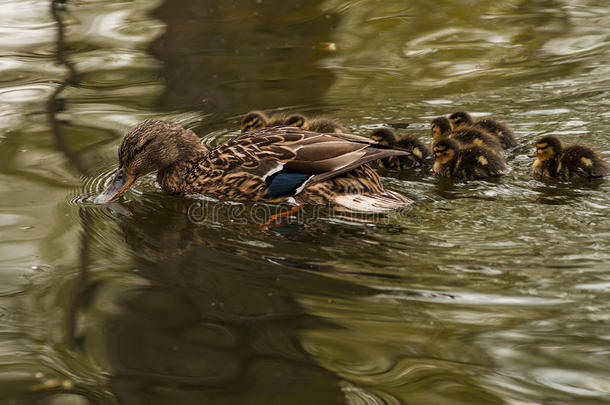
90, 198, 365, 405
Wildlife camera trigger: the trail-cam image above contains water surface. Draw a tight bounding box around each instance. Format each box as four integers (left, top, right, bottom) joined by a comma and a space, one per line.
1, 0, 610, 404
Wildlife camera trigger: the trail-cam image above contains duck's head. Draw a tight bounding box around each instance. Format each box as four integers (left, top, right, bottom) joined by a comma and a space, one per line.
94, 119, 206, 204
534, 136, 563, 163
448, 111, 473, 129
370, 128, 398, 146
430, 117, 452, 140
240, 111, 268, 132
285, 114, 309, 129
432, 138, 458, 164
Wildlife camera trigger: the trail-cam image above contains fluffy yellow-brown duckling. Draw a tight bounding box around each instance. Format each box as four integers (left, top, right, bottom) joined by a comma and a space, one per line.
449, 110, 518, 149
533, 136, 609, 179
284, 113, 308, 128
240, 111, 268, 132
430, 117, 504, 154
240, 111, 286, 132
370, 128, 432, 169
266, 114, 287, 127
284, 113, 348, 134
309, 117, 349, 133
432, 138, 507, 180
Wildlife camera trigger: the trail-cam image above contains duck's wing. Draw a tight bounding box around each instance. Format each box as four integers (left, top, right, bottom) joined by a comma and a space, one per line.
211, 127, 409, 197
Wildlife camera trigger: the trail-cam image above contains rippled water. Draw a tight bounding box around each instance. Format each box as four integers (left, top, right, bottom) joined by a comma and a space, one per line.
1, 0, 610, 404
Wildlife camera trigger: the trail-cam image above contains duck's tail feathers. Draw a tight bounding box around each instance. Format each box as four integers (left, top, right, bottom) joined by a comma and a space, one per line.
333, 191, 412, 212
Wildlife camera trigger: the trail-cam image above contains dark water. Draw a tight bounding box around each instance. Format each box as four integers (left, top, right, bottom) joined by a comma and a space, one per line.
1, 0, 610, 404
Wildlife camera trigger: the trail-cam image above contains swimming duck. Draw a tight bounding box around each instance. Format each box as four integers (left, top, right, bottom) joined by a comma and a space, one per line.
284, 113, 308, 128
284, 114, 348, 134
449, 110, 517, 149
430, 117, 503, 153
240, 111, 268, 132
533, 135, 609, 179
432, 138, 506, 180
370, 128, 432, 169
94, 120, 412, 212
308, 117, 349, 133
240, 111, 286, 133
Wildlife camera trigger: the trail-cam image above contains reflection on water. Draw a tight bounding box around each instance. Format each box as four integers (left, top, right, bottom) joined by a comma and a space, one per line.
0, 0, 610, 404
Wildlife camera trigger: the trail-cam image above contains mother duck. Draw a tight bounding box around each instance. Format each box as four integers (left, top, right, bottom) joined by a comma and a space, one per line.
95, 119, 412, 211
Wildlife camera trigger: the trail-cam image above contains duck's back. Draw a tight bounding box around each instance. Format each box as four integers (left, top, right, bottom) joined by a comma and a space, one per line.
560, 144, 609, 178
454, 145, 506, 180
191, 127, 412, 209
474, 118, 517, 148
451, 128, 504, 153
396, 134, 433, 166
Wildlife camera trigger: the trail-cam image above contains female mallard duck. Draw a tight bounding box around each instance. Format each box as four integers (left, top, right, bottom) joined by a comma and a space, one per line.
533, 135, 609, 179
94, 120, 412, 211
284, 113, 348, 134
370, 128, 432, 169
430, 117, 503, 153
449, 110, 517, 149
240, 111, 285, 133
432, 138, 506, 180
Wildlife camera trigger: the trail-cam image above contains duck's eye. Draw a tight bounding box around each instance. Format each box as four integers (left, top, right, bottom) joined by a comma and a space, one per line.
133, 138, 153, 156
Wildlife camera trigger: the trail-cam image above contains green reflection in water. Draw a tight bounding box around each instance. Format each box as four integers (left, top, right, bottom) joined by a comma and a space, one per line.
0, 0, 609, 404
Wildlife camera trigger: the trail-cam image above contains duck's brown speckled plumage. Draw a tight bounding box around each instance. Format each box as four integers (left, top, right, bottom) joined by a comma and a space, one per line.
97, 120, 412, 210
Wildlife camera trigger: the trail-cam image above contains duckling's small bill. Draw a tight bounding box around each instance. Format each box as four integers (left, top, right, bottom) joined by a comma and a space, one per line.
94, 167, 135, 204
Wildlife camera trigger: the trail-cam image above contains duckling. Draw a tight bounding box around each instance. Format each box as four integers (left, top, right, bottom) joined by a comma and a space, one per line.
284, 113, 348, 134
265, 114, 287, 127
370, 128, 432, 169
430, 117, 504, 154
284, 113, 308, 128
240, 111, 268, 132
430, 117, 453, 141
533, 136, 609, 179
449, 110, 517, 148
432, 138, 506, 180
308, 117, 349, 133
240, 110, 286, 132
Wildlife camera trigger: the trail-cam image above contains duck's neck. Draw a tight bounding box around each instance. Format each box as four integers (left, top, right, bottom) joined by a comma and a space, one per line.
157, 130, 209, 195
433, 155, 456, 176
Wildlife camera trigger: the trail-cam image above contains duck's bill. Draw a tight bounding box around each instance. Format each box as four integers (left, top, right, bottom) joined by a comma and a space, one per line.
94, 168, 136, 204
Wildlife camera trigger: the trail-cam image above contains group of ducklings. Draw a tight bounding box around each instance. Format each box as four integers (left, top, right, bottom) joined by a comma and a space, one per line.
241, 110, 609, 181
241, 110, 348, 134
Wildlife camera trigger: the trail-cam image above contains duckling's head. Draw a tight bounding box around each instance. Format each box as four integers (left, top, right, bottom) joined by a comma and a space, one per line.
432, 138, 458, 164
285, 114, 309, 129
370, 128, 399, 146
448, 111, 474, 129
430, 117, 452, 140
535, 136, 563, 162
240, 111, 268, 132
95, 120, 206, 203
